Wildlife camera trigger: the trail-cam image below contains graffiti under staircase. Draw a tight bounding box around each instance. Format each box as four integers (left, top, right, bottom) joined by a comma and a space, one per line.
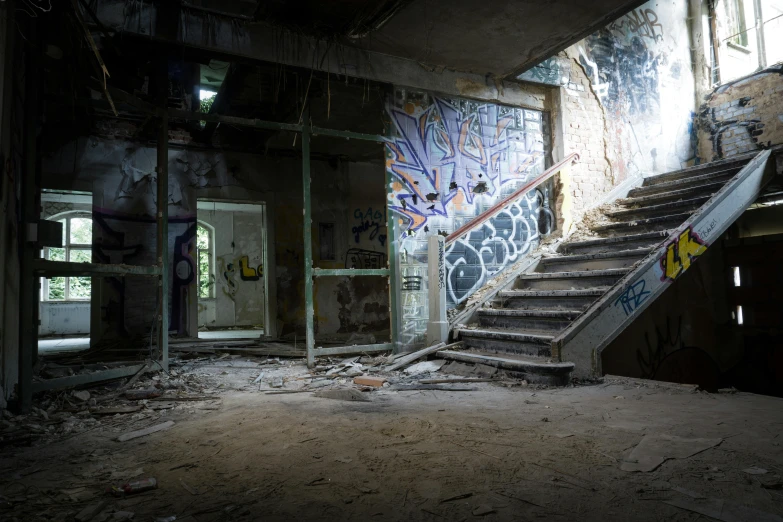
450, 150, 775, 384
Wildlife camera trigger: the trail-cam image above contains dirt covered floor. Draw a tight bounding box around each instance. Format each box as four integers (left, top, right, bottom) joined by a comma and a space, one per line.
2, 355, 783, 521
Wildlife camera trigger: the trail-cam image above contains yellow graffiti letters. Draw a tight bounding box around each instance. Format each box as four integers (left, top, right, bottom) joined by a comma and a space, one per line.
660, 228, 707, 281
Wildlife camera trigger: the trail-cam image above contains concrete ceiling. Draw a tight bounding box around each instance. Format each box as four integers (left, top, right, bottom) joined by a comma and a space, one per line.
179, 0, 647, 78
347, 0, 647, 77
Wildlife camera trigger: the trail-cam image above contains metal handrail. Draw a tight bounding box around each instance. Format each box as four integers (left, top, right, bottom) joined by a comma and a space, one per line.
445, 152, 580, 245
446, 152, 579, 246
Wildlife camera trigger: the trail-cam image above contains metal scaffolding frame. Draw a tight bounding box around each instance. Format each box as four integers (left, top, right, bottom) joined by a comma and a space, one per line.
17, 92, 396, 409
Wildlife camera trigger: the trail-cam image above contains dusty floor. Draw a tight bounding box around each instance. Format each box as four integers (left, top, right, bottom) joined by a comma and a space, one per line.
2, 356, 783, 522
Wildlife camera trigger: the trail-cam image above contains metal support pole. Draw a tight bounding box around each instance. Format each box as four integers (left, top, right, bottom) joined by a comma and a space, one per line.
384, 111, 400, 352
302, 108, 316, 368
157, 67, 169, 372
18, 16, 39, 412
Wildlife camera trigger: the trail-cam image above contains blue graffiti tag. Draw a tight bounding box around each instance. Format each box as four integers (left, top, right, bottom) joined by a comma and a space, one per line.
614, 279, 651, 316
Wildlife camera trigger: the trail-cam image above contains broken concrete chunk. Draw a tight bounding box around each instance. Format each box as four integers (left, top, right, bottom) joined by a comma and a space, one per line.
73, 390, 91, 402
353, 376, 386, 387
343, 368, 363, 378
270, 378, 284, 388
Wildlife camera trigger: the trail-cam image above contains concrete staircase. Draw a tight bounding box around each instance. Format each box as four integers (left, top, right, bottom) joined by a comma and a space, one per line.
455, 156, 756, 385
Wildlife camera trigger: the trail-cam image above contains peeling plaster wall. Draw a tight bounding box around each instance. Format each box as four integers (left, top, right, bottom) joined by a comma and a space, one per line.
569, 0, 695, 180
41, 137, 389, 344
524, 0, 696, 216
696, 65, 783, 162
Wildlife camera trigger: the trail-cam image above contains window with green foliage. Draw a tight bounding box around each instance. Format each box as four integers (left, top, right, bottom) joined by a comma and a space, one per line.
197, 223, 214, 299
43, 214, 92, 301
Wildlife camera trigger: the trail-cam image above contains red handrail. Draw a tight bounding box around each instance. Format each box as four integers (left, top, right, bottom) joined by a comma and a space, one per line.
445, 153, 580, 245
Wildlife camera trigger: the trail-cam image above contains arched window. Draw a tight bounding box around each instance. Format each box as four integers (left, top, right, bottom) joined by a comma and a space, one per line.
197, 222, 215, 299
43, 213, 92, 301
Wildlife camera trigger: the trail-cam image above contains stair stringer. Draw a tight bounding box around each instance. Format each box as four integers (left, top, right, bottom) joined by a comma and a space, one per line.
552, 150, 773, 379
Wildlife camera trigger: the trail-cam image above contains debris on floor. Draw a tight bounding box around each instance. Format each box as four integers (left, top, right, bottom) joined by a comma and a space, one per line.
621, 434, 723, 472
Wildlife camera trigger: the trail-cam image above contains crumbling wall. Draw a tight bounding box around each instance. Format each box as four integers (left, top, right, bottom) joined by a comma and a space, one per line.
696, 65, 783, 162
521, 0, 696, 216
569, 0, 695, 180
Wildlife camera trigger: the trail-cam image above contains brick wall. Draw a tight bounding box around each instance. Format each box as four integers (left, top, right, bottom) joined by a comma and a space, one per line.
697, 64, 783, 162
560, 56, 613, 214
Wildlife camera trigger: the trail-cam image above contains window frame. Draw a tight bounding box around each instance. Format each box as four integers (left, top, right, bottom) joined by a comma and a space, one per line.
42, 212, 93, 302
196, 221, 216, 300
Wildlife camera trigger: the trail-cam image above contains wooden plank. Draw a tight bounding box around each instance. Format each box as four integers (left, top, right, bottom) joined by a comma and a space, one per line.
384, 342, 458, 372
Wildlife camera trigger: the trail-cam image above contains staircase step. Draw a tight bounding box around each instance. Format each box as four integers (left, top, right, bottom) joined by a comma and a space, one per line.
459, 327, 554, 357
559, 231, 670, 254
438, 349, 574, 386
606, 195, 709, 220
591, 213, 690, 236
621, 181, 725, 206
538, 249, 649, 271
497, 288, 606, 310
515, 268, 630, 290
641, 156, 750, 186
629, 170, 735, 198
477, 308, 580, 331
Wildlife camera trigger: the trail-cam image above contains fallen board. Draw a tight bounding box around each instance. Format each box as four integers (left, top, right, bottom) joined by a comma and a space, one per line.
384, 342, 460, 372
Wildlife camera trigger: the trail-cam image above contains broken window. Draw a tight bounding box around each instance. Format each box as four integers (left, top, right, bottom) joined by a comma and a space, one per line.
197, 223, 215, 299
43, 213, 92, 301
715, 0, 783, 83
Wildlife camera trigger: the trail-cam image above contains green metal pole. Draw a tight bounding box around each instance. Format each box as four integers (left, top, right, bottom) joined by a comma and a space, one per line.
157, 63, 169, 372
384, 102, 400, 353
302, 108, 315, 367
18, 11, 39, 412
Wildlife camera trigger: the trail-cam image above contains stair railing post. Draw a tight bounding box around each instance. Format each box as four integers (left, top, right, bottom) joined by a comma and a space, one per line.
427, 235, 448, 345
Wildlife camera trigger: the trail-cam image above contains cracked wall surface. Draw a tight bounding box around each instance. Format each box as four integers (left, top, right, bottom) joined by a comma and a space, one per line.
696, 65, 783, 162
526, 0, 697, 215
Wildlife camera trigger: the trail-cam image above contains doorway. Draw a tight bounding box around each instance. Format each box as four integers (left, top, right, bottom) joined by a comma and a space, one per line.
38, 190, 93, 354
196, 200, 268, 338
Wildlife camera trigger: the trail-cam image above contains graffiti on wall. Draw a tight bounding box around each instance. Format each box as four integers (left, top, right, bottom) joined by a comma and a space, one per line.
172, 222, 197, 334
517, 57, 570, 86
239, 255, 264, 281
657, 227, 707, 283
571, 2, 694, 175
345, 248, 386, 269
387, 94, 546, 235
614, 279, 651, 317
218, 258, 238, 300
444, 188, 553, 305
218, 254, 264, 298
352, 208, 387, 247
636, 316, 720, 389
93, 209, 196, 336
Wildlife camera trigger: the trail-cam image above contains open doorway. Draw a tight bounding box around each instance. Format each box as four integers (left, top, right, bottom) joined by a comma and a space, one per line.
196, 200, 268, 339
38, 190, 93, 354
